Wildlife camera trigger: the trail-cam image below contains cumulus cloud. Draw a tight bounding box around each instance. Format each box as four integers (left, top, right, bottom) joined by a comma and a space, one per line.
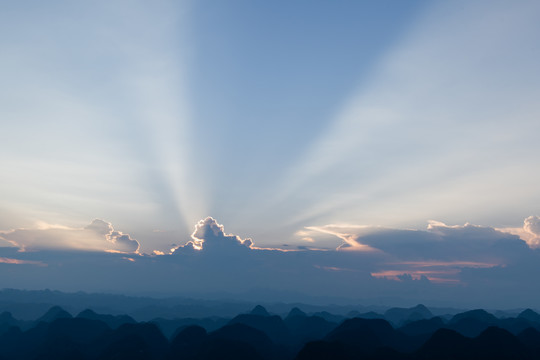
0, 219, 140, 253
172, 217, 253, 254
524, 216, 540, 235
84, 219, 113, 235
523, 215, 540, 246
497, 215, 540, 248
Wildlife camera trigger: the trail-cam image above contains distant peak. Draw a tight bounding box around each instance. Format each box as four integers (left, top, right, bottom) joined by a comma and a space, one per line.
37, 306, 72, 322
250, 305, 270, 316
0, 311, 16, 321
519, 308, 538, 316
287, 307, 307, 318
450, 309, 497, 324
518, 308, 540, 322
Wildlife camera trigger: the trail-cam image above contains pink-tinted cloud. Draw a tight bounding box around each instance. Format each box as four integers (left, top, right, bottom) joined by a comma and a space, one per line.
0, 257, 46, 266
303, 225, 380, 252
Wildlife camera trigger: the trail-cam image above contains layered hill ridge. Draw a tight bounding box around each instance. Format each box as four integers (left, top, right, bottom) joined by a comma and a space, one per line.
0, 302, 539, 359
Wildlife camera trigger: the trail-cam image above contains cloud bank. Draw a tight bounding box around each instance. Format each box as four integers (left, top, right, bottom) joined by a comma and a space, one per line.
0, 216, 540, 308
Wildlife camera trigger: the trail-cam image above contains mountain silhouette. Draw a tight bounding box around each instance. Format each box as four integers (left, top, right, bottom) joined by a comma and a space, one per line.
311, 311, 344, 323
497, 316, 535, 335
32, 336, 87, 360
385, 304, 433, 326
295, 340, 348, 360
324, 318, 404, 355
417, 328, 471, 359
250, 305, 271, 317
0, 312, 22, 335
448, 309, 499, 337
77, 309, 135, 329
98, 322, 168, 360
349, 311, 384, 320
518, 326, 540, 359
169, 325, 207, 360
285, 315, 336, 352
154, 317, 228, 339
398, 316, 445, 336
0, 312, 17, 326
450, 309, 498, 324
469, 326, 528, 359
31, 318, 109, 360
197, 337, 264, 360
46, 317, 111, 344
0, 300, 539, 359
36, 306, 72, 323
228, 313, 289, 345
518, 309, 540, 323
286, 307, 307, 319
207, 323, 276, 360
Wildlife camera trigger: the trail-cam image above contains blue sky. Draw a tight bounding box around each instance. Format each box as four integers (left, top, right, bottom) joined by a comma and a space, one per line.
0, 0, 539, 304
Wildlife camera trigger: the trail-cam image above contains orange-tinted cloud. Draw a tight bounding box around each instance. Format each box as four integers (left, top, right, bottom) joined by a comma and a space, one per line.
0, 219, 139, 253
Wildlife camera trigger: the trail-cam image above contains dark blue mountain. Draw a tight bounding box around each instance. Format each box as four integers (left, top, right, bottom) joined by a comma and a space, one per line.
77, 309, 135, 329
448, 309, 499, 337
250, 305, 271, 316
384, 304, 433, 326
169, 325, 207, 359
286, 307, 307, 319
207, 323, 277, 360
398, 316, 445, 336
36, 306, 72, 323
518, 309, 540, 323
228, 313, 289, 345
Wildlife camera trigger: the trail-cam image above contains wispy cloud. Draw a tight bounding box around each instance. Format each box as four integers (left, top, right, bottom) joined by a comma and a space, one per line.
0, 257, 46, 266
304, 225, 380, 252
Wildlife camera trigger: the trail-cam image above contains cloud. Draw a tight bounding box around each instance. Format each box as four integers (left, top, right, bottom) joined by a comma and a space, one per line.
303, 218, 535, 285
2, 216, 540, 307
84, 219, 113, 235
497, 215, 540, 248
307, 221, 529, 263
303, 225, 379, 252
524, 216, 540, 235
523, 216, 540, 247
106, 230, 140, 253
172, 217, 253, 254
0, 257, 46, 266
0, 219, 140, 253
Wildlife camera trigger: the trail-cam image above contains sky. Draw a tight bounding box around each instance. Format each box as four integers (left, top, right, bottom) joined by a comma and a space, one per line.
0, 0, 540, 307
